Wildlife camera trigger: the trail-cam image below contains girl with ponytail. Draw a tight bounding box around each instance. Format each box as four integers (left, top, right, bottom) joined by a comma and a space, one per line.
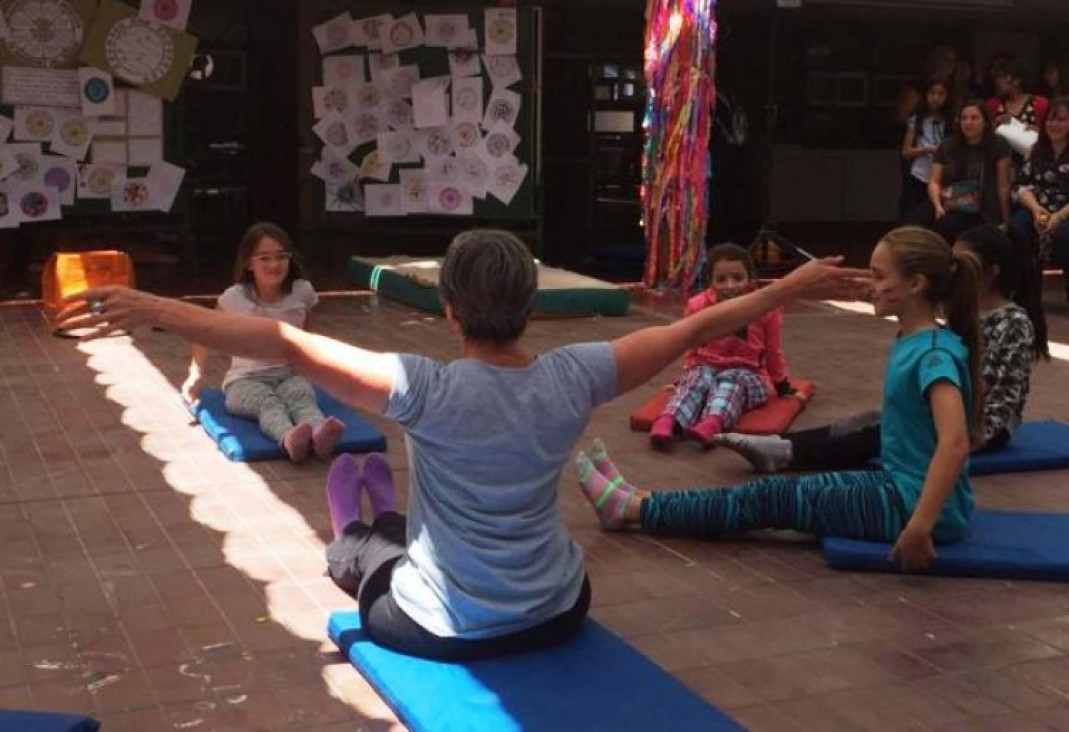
954, 224, 1049, 449
577, 227, 980, 572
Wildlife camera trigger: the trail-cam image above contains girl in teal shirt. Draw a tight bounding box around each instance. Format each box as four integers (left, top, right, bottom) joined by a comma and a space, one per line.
578, 226, 982, 571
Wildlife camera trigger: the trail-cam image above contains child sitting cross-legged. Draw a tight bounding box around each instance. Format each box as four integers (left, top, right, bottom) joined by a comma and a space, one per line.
650, 243, 795, 448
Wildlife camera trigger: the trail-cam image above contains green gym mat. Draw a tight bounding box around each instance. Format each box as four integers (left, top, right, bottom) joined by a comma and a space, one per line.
349, 256, 631, 316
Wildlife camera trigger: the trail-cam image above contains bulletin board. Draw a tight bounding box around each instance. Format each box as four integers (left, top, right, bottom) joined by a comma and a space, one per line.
299, 2, 541, 227
0, 0, 195, 230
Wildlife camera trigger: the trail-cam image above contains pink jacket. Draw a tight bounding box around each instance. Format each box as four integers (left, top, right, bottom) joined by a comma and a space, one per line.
681, 290, 789, 384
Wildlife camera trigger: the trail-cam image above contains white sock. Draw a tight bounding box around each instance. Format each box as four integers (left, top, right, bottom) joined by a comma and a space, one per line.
714, 433, 792, 473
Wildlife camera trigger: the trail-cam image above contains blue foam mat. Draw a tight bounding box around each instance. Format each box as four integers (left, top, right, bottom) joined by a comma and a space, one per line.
191, 387, 386, 462
0, 710, 99, 732
968, 420, 1069, 475
327, 610, 742, 732
824, 510, 1069, 581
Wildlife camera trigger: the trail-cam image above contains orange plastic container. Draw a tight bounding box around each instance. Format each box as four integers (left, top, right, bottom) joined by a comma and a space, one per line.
41, 250, 135, 310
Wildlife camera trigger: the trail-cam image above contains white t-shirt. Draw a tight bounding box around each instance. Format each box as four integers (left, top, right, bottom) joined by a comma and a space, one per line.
910, 115, 947, 183
218, 279, 318, 387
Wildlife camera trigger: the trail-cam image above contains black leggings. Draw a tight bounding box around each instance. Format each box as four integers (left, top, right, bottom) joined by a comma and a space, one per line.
786, 422, 1010, 472
326, 512, 591, 661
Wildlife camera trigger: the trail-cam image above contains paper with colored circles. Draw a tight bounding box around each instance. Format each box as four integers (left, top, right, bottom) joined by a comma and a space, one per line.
380, 14, 423, 55
138, 0, 191, 32
364, 183, 403, 216
312, 11, 356, 55
77, 163, 123, 199
13, 106, 62, 143
49, 110, 93, 160
41, 154, 77, 205
484, 8, 517, 56
78, 67, 116, 116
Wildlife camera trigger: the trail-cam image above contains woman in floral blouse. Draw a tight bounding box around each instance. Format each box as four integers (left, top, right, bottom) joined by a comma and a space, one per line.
1012, 96, 1069, 297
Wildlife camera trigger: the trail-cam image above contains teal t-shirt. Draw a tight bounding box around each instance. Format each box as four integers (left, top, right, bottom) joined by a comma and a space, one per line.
880, 328, 974, 542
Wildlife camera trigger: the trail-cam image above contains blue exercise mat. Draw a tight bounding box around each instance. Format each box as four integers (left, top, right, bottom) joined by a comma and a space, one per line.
823, 509, 1069, 581
327, 610, 742, 732
969, 420, 1069, 475
0, 710, 99, 732
191, 387, 387, 462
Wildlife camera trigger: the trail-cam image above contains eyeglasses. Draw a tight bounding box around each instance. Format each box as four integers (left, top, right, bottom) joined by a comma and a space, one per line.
250, 252, 292, 264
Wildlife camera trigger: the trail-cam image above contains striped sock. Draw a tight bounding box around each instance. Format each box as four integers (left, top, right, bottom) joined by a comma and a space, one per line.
590, 438, 623, 482
576, 452, 635, 531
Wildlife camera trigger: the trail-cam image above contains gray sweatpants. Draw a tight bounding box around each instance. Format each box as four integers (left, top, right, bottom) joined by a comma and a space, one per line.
224, 369, 325, 443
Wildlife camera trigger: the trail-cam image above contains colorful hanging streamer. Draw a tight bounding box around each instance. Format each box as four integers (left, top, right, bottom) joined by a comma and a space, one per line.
642, 0, 718, 290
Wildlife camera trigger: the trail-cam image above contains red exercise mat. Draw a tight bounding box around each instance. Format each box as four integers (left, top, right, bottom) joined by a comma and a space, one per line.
629, 379, 816, 435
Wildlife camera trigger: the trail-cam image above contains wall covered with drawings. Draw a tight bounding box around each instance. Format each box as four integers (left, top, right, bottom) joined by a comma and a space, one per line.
299, 3, 539, 227
0, 0, 196, 230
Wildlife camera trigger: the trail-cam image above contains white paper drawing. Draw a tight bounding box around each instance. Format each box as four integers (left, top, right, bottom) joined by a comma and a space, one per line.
484, 8, 517, 56
380, 13, 423, 55
139, 0, 192, 32
384, 98, 414, 130
381, 64, 420, 99
367, 53, 400, 83
90, 118, 125, 137
482, 88, 521, 131
14, 107, 60, 142
364, 183, 403, 216
483, 55, 522, 89
322, 55, 364, 86
127, 91, 163, 137
311, 149, 360, 184
77, 163, 123, 199
399, 168, 428, 214
419, 126, 455, 160
452, 119, 482, 151
457, 150, 490, 199
312, 86, 351, 119
111, 176, 155, 212
41, 155, 76, 205
424, 153, 460, 182
78, 67, 115, 116
353, 14, 391, 51
127, 137, 163, 165
50, 111, 93, 160
424, 15, 469, 48
448, 50, 482, 79
0, 67, 79, 107
312, 12, 356, 54
428, 183, 473, 215
312, 113, 356, 153
376, 131, 420, 164
13, 183, 61, 222
145, 159, 185, 211
8, 143, 44, 185
489, 157, 528, 205
352, 110, 384, 146
451, 77, 483, 123
359, 149, 391, 182
351, 82, 384, 112
412, 77, 450, 129
324, 179, 363, 213
480, 120, 521, 160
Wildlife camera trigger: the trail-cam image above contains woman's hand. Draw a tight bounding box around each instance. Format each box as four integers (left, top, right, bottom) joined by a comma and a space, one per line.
889, 521, 936, 572
933, 202, 947, 219
55, 286, 161, 338
779, 257, 872, 302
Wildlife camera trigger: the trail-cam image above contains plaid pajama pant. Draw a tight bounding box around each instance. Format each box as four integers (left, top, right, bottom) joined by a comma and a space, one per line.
661, 365, 769, 430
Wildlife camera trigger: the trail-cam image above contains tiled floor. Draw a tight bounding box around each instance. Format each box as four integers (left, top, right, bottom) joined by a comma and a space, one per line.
1, 280, 1069, 731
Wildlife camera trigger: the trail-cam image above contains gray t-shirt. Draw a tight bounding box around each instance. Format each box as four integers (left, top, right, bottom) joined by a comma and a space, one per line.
384, 342, 617, 638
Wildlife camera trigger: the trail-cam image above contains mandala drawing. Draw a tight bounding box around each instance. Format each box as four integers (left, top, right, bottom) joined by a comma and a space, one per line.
324, 121, 350, 147
87, 166, 116, 194
488, 17, 514, 46
122, 180, 149, 206
454, 122, 480, 149
25, 110, 55, 139
60, 116, 89, 146
454, 87, 479, 112
385, 99, 413, 129
323, 87, 348, 113
362, 17, 385, 43
105, 17, 176, 85
389, 21, 414, 48
437, 186, 462, 211
487, 99, 515, 124
355, 84, 382, 109
44, 166, 72, 192
83, 77, 111, 103
426, 129, 452, 156
485, 132, 512, 158
151, 0, 179, 22
353, 112, 381, 140
14, 152, 39, 181
20, 191, 48, 217
6, 0, 85, 67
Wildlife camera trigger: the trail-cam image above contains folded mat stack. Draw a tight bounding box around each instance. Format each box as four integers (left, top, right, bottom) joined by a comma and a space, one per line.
630, 379, 815, 434
192, 387, 387, 462
327, 611, 741, 732
349, 255, 630, 316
